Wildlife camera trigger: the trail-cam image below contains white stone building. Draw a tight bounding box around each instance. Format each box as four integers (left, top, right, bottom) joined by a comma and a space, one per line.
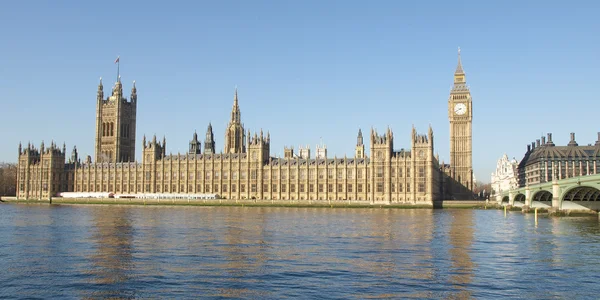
491, 154, 518, 195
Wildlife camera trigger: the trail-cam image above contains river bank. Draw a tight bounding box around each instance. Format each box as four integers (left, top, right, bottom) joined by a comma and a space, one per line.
1, 196, 496, 209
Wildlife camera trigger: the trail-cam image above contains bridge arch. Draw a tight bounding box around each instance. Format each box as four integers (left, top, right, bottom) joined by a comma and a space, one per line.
561, 185, 600, 201
532, 190, 553, 202
502, 196, 509, 203
514, 193, 526, 203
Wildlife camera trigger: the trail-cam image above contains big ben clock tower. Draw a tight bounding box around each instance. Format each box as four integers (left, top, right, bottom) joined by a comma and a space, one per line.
448, 48, 473, 191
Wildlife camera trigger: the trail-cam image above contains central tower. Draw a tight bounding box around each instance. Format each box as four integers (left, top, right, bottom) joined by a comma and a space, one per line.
225, 88, 246, 154
95, 76, 137, 163
448, 48, 473, 190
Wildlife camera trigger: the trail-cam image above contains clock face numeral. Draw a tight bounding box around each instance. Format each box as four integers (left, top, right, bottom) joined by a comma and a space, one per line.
454, 103, 467, 115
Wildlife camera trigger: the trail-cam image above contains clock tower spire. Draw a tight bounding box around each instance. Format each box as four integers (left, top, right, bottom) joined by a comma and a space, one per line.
448, 47, 473, 195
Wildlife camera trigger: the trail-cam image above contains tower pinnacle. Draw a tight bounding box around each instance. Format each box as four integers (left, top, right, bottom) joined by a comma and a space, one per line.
231, 87, 240, 123
225, 87, 245, 153
455, 47, 464, 75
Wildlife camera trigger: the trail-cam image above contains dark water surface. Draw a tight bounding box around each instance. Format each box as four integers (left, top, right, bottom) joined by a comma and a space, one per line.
1, 204, 599, 299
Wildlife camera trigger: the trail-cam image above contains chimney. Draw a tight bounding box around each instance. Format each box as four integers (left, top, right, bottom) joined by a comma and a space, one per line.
541, 136, 546, 145
531, 142, 535, 150
596, 132, 600, 146
527, 145, 531, 152
547, 133, 555, 146
536, 139, 540, 147
568, 132, 578, 146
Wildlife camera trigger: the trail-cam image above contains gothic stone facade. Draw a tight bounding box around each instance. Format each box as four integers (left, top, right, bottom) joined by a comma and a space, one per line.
17, 127, 441, 204
17, 52, 474, 202
95, 77, 137, 163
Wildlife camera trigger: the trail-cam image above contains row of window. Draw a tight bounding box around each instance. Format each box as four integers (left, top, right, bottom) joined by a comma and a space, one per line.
75, 182, 427, 194
74, 167, 426, 181
19, 183, 71, 192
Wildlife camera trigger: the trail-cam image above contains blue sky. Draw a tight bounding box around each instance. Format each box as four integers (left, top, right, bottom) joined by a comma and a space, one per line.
1, 0, 599, 183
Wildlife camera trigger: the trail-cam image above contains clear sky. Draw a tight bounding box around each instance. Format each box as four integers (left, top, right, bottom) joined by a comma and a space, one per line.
1, 0, 599, 183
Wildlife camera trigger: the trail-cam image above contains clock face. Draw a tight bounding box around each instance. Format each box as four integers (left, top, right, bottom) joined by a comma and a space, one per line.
454, 103, 467, 115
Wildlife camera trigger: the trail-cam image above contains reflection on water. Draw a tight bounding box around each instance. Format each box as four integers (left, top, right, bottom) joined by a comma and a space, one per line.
1, 205, 600, 299
87, 208, 135, 298
448, 210, 474, 299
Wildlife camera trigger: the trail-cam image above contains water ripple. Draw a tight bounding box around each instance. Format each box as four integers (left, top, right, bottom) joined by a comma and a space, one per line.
1, 205, 600, 298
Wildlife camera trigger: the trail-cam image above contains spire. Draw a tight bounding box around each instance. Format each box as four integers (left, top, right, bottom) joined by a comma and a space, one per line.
452, 48, 468, 88
455, 47, 464, 74
230, 87, 241, 123
18, 142, 22, 154
357, 128, 363, 146
234, 86, 238, 105
71, 146, 78, 163
204, 122, 216, 155
189, 130, 201, 155
131, 80, 137, 101
97, 77, 104, 101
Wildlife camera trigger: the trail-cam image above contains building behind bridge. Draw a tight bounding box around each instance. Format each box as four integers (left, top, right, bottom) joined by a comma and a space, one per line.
491, 154, 518, 195
517, 132, 600, 187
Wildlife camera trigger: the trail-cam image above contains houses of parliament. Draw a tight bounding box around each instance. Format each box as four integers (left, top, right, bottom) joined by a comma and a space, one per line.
16, 51, 474, 203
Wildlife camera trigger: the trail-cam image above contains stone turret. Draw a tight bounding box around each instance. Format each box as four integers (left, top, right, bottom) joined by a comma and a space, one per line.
316, 142, 327, 159
189, 131, 201, 155
204, 122, 216, 155
284, 146, 294, 159
248, 129, 270, 163
143, 134, 166, 162
70, 146, 79, 164
355, 128, 365, 159
299, 145, 310, 159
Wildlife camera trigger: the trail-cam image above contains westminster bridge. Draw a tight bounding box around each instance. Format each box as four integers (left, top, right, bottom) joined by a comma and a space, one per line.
497, 173, 600, 211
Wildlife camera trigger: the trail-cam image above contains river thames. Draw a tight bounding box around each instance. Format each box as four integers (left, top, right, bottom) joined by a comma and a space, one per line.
1, 204, 599, 299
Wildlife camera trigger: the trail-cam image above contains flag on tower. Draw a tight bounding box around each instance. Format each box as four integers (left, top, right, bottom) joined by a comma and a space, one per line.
114, 56, 120, 64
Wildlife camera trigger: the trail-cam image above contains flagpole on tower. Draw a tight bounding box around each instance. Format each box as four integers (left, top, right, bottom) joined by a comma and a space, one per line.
115, 56, 120, 81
